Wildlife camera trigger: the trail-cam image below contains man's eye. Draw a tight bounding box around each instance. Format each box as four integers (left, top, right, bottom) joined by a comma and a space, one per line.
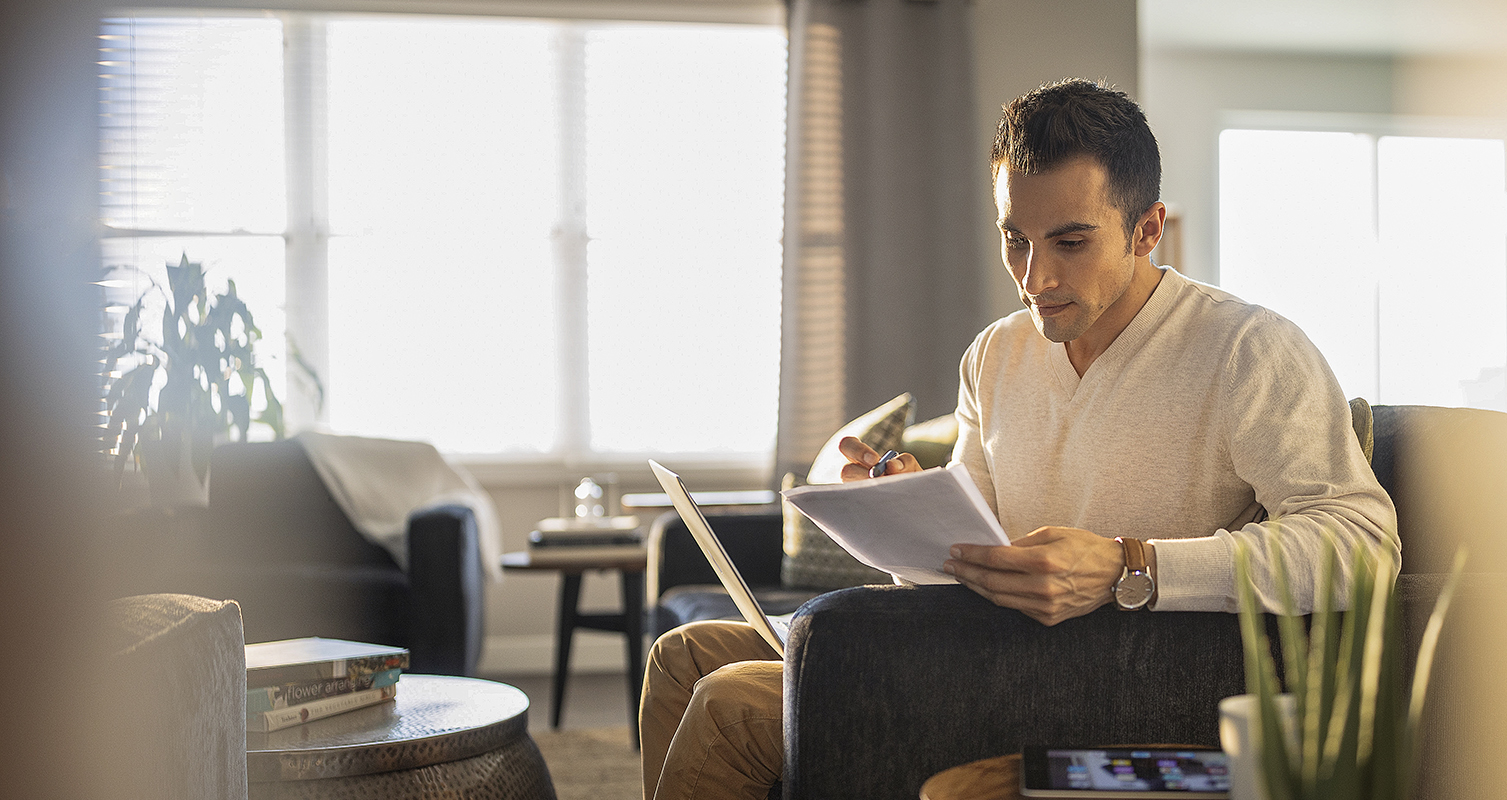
1004, 234, 1029, 249
1058, 239, 1085, 249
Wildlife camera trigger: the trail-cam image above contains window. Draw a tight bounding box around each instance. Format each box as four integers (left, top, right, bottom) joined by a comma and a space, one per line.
1219, 119, 1507, 411
99, 11, 787, 463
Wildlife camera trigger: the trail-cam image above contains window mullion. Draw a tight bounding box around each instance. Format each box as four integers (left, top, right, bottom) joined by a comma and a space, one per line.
554, 23, 590, 465
283, 13, 331, 430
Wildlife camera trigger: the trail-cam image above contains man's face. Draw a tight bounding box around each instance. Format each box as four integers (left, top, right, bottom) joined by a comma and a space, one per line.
994, 155, 1138, 345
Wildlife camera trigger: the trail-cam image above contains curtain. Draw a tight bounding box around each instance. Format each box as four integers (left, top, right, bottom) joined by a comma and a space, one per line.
775, 0, 986, 477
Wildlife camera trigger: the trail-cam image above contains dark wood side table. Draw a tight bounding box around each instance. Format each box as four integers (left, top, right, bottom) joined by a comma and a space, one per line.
919, 754, 1023, 800
501, 544, 648, 747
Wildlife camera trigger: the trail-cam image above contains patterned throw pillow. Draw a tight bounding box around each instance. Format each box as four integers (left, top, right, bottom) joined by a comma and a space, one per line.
901, 412, 959, 470
781, 393, 913, 590
1349, 397, 1374, 464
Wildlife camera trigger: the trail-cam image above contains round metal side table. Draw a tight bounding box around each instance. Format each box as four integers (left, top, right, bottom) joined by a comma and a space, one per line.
248, 674, 555, 800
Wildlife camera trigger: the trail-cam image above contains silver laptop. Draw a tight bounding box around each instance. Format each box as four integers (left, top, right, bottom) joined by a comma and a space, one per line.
648, 460, 790, 657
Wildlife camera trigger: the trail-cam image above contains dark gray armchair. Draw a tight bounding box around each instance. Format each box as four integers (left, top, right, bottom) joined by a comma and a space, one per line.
114, 440, 485, 676
651, 404, 1507, 800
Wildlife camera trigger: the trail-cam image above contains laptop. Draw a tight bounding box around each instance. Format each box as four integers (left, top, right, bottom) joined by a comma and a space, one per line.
648, 460, 791, 657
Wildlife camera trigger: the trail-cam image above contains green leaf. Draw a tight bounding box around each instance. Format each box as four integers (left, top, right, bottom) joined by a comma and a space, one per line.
1236, 542, 1295, 800
1354, 548, 1394, 784
1399, 547, 1466, 797
1319, 548, 1374, 799
1301, 539, 1340, 795
1268, 525, 1309, 709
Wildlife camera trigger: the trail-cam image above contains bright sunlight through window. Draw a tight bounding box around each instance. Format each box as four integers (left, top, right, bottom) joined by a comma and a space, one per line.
100, 13, 788, 459
1220, 127, 1507, 411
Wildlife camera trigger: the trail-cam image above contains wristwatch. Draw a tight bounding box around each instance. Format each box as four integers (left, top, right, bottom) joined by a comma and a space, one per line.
1113, 537, 1155, 610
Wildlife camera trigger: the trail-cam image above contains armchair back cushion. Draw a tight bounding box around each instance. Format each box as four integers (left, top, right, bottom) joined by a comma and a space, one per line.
1370, 404, 1507, 575
103, 593, 247, 800
781, 393, 913, 590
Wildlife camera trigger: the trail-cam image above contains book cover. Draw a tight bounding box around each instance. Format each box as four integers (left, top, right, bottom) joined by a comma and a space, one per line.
248, 683, 398, 733
529, 529, 644, 547
246, 667, 402, 714
245, 637, 409, 689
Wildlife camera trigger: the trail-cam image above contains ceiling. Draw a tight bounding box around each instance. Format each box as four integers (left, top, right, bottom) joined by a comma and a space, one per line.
1141, 0, 1507, 56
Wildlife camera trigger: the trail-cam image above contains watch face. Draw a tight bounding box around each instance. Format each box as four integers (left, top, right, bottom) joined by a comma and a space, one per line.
1115, 571, 1154, 609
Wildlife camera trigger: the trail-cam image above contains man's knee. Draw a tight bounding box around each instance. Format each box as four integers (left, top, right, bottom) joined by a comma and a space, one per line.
687, 660, 783, 729
650, 620, 777, 680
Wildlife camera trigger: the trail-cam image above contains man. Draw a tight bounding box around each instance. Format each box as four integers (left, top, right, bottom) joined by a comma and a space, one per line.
639, 79, 1398, 800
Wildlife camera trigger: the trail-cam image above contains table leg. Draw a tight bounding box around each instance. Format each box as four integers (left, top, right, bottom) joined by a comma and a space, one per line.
620, 568, 645, 750
552, 572, 584, 729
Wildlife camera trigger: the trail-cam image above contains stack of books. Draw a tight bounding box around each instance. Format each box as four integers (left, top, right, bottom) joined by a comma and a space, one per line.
245, 637, 409, 733
528, 515, 644, 548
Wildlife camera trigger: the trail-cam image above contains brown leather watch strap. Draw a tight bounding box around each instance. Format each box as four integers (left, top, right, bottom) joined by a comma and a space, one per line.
1116, 536, 1146, 572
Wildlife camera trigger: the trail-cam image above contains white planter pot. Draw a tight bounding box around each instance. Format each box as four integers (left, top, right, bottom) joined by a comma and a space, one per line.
1218, 693, 1297, 800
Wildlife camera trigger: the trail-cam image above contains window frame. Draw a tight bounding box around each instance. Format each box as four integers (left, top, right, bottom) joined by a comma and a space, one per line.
101, 2, 787, 487
1216, 109, 1507, 409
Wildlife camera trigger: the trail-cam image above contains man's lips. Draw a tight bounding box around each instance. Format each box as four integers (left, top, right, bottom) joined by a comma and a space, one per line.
1032, 300, 1072, 317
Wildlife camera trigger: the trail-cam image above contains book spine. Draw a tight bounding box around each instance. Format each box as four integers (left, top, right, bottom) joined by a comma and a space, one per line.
247, 652, 410, 689
246, 667, 402, 714
249, 684, 397, 733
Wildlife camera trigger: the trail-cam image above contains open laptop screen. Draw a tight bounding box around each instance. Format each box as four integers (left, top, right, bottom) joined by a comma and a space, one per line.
648, 460, 788, 657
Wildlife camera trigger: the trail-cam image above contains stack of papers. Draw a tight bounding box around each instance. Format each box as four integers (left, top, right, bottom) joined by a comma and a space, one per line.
781, 462, 1010, 584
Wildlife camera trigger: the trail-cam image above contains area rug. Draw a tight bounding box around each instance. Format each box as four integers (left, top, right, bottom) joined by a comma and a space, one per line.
531, 726, 641, 800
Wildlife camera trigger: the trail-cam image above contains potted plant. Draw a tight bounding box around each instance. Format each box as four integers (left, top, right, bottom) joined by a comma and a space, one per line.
1223, 529, 1465, 800
103, 253, 289, 505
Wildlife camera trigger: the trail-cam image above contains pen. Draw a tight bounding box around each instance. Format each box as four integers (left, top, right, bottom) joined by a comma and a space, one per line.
870, 450, 900, 479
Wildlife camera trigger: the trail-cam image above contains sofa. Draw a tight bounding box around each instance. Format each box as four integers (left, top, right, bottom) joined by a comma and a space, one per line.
649, 403, 1507, 799
110, 440, 485, 676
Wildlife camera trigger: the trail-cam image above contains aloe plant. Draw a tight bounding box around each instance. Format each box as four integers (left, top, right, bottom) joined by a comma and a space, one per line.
102, 253, 288, 495
1234, 529, 1465, 800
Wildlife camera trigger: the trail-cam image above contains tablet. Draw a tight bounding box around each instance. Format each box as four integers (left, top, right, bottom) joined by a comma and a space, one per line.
1020, 746, 1230, 798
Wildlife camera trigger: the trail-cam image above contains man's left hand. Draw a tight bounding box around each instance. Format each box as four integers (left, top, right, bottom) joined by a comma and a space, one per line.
944, 527, 1127, 626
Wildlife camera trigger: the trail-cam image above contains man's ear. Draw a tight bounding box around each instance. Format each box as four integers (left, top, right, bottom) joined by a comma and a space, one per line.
1131, 202, 1166, 258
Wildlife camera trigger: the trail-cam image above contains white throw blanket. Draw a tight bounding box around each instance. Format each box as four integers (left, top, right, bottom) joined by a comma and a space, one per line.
296, 431, 504, 583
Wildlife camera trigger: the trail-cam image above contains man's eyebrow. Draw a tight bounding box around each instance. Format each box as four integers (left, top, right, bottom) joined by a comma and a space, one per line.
996, 219, 1100, 238
1046, 221, 1099, 238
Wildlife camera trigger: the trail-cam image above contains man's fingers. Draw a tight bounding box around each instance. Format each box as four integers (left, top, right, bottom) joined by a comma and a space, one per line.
948, 542, 1030, 570
836, 436, 879, 466
839, 462, 874, 482
887, 452, 922, 475
836, 438, 924, 481
948, 572, 1077, 626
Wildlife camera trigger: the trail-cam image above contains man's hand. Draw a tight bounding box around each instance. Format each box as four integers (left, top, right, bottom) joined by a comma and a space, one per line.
836, 436, 922, 482
944, 527, 1129, 626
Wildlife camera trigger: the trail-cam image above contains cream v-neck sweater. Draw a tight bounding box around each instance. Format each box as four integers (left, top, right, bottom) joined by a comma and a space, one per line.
953, 267, 1398, 613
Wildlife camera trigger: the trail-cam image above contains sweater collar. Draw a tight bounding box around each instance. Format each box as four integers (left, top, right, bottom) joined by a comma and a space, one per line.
1049, 266, 1185, 391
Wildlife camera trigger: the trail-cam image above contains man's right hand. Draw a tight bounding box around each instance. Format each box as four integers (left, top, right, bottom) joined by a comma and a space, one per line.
836, 436, 922, 482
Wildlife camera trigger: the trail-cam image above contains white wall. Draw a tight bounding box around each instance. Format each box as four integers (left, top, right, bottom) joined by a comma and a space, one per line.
1139, 49, 1396, 285
971, 0, 1141, 320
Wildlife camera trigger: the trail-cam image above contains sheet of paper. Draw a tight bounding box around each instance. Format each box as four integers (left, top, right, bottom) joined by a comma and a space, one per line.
781, 462, 1010, 584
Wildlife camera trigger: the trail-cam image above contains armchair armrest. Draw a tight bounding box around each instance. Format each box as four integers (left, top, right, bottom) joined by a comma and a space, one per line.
647, 510, 785, 599
782, 584, 1251, 800
406, 503, 484, 676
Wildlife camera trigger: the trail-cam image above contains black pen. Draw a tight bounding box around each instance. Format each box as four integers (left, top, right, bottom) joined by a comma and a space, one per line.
869, 450, 900, 479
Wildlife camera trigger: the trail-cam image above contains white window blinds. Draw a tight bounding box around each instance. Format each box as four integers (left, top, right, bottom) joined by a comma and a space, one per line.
98, 11, 787, 461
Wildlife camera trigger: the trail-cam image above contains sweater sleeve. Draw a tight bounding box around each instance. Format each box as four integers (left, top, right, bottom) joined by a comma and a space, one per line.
1149, 310, 1399, 613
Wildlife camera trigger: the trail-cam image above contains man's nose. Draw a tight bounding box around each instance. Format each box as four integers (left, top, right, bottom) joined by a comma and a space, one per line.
1020, 248, 1059, 295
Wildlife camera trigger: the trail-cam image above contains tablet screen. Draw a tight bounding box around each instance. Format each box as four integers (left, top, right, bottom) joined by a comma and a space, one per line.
1021, 747, 1230, 798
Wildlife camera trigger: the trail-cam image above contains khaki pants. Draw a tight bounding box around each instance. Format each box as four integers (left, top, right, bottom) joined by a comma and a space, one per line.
639, 620, 783, 800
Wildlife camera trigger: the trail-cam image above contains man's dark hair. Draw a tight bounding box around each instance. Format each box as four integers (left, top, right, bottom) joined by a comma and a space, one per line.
991, 78, 1161, 238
